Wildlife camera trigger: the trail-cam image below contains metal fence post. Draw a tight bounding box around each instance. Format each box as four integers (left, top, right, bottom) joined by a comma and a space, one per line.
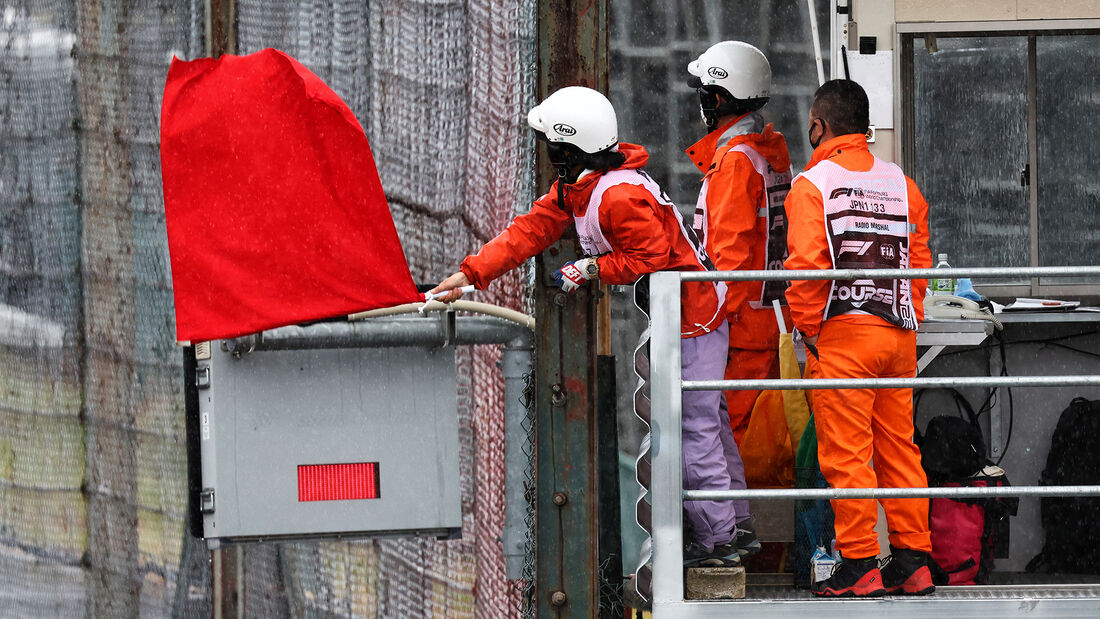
534, 1, 609, 617
503, 333, 535, 579
205, 2, 241, 617
648, 272, 684, 614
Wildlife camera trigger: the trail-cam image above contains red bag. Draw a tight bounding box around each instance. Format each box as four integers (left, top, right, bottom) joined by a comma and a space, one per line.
929, 472, 1017, 585
930, 482, 986, 585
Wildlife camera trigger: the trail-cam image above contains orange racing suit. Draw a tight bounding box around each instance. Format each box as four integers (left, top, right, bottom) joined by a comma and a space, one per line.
687, 113, 793, 444
462, 143, 723, 336
785, 133, 933, 559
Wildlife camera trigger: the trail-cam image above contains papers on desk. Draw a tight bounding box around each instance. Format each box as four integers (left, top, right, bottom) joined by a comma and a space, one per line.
1002, 298, 1081, 312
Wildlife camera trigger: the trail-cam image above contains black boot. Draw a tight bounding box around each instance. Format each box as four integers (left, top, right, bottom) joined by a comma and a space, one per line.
683, 539, 741, 568
880, 545, 935, 595
731, 516, 762, 557
811, 556, 886, 598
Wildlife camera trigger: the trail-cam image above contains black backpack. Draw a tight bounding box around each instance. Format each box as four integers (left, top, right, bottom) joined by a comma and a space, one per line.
1027, 397, 1100, 574
915, 389, 987, 485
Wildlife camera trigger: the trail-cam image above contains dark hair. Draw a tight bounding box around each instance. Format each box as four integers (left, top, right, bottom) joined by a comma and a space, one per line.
811, 79, 869, 135
584, 147, 627, 170
543, 138, 625, 171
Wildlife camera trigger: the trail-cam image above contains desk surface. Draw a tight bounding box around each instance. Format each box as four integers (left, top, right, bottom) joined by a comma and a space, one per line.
919, 318, 994, 348
920, 319, 993, 334
997, 311, 1100, 324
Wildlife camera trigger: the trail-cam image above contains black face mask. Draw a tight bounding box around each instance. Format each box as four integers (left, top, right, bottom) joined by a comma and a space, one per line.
697, 88, 720, 130
807, 118, 826, 150
696, 85, 768, 133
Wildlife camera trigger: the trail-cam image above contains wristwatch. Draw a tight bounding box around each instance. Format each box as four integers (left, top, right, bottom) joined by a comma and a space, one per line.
584, 259, 600, 279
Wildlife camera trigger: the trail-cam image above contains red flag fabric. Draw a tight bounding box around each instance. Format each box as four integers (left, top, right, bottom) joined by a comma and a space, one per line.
160, 48, 421, 343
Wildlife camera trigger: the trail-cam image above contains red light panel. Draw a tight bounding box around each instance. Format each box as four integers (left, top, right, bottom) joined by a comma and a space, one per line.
298, 462, 380, 502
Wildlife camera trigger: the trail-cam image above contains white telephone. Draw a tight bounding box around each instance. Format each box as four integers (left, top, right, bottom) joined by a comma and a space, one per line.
928, 294, 980, 314
926, 294, 1003, 329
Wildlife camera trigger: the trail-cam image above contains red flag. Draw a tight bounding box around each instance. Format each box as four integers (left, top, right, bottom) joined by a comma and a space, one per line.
161, 49, 420, 343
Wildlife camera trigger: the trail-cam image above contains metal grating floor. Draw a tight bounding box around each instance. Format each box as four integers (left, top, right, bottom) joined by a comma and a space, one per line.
744, 583, 1100, 601
638, 572, 1100, 617
659, 576, 1100, 618
741, 572, 1100, 601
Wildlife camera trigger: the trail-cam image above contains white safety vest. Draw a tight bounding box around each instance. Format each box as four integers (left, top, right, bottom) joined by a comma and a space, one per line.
796, 155, 918, 331
577, 168, 726, 336
691, 142, 792, 309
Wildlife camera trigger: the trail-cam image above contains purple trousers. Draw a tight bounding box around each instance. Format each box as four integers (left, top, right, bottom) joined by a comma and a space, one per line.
681, 322, 750, 551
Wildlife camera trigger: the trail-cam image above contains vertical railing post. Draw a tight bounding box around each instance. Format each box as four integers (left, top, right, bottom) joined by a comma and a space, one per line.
204, 2, 241, 617
648, 272, 684, 613
534, 2, 609, 617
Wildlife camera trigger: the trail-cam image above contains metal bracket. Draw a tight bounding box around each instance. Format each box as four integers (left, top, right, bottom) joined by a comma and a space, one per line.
223, 335, 258, 359
200, 488, 215, 513
916, 345, 945, 374
196, 366, 211, 390
550, 383, 566, 407
439, 308, 457, 348
989, 346, 1004, 459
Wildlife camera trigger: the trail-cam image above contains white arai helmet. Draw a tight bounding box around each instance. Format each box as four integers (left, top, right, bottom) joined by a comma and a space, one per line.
687, 40, 772, 101
527, 86, 618, 154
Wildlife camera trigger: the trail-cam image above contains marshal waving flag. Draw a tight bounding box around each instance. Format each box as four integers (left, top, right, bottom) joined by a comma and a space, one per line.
160, 48, 421, 344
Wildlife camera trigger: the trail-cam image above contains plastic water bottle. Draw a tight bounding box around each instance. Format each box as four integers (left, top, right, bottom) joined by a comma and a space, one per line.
932, 253, 955, 295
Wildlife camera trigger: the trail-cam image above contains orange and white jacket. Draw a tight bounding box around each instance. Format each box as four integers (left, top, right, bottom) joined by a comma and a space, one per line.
686, 113, 793, 350
461, 143, 724, 337
784, 134, 932, 339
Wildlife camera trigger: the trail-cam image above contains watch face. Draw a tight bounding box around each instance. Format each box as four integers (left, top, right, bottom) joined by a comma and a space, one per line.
585, 262, 598, 277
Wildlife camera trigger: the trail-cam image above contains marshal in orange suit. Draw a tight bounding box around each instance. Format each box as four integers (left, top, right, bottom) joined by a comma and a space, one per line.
785, 80, 935, 599
684, 41, 794, 447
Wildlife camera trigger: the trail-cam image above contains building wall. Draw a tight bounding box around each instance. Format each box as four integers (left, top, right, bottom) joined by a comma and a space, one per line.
896, 0, 1100, 22
856, 0, 1100, 163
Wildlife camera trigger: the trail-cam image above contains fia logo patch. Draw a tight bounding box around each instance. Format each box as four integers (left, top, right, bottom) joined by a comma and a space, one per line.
829, 187, 867, 200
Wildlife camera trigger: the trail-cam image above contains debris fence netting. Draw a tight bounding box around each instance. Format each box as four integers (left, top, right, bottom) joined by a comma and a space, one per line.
1, 0, 535, 616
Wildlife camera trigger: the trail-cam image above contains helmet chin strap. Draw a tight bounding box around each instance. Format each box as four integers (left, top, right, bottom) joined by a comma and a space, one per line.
542, 135, 625, 213
556, 165, 569, 214
549, 146, 581, 214
537, 134, 583, 212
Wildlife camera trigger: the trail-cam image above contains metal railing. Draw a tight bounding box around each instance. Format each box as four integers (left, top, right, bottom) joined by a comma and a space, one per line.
646, 266, 1100, 618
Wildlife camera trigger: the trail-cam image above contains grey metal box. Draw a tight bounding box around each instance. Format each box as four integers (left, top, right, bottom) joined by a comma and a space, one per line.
192, 341, 461, 547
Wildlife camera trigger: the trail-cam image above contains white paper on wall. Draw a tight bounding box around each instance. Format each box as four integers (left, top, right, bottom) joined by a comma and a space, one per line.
845, 50, 894, 129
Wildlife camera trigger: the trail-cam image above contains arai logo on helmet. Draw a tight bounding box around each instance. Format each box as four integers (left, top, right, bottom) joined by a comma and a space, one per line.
707, 66, 728, 80
553, 123, 577, 137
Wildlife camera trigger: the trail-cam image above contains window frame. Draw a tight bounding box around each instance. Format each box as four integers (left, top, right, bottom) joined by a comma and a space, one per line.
895, 19, 1100, 301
